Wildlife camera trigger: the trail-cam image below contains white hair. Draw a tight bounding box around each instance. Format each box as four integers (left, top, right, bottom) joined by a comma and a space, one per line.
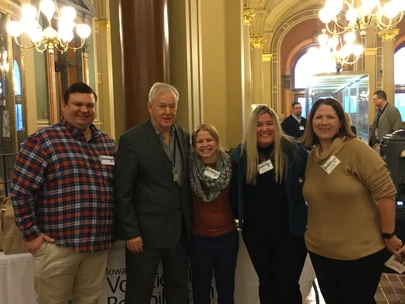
148, 82, 179, 104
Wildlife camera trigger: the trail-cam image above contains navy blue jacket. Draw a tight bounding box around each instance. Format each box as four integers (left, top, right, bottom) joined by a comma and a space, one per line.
231, 140, 308, 236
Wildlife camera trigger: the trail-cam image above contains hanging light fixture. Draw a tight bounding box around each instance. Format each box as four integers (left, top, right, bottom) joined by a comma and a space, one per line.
319, 0, 405, 36
309, 29, 364, 73
6, 0, 91, 54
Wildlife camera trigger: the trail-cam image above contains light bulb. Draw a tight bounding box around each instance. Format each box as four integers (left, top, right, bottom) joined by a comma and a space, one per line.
318, 29, 329, 45
353, 44, 364, 56
383, 1, 400, 19
76, 24, 91, 39
61, 7, 76, 20
39, 0, 56, 22
59, 17, 74, 33
361, 0, 379, 12
59, 30, 73, 43
325, 0, 343, 16
6, 21, 23, 37
344, 31, 356, 44
28, 27, 43, 43
319, 8, 334, 23
21, 5, 38, 20
346, 9, 358, 24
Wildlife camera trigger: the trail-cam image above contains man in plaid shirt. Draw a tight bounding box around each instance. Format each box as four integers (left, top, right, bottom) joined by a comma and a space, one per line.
11, 82, 116, 304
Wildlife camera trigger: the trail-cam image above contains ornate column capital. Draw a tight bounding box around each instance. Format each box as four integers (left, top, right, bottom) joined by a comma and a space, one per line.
243, 9, 256, 25
378, 28, 400, 41
250, 37, 265, 49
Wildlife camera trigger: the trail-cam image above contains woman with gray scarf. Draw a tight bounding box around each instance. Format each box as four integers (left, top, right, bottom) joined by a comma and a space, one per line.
189, 123, 238, 304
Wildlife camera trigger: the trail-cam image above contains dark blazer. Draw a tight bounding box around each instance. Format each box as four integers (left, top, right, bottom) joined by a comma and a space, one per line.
369, 103, 403, 146
281, 115, 307, 139
115, 119, 192, 248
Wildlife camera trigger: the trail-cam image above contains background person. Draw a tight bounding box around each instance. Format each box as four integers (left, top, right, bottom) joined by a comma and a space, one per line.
301, 98, 401, 304
189, 123, 239, 304
115, 82, 192, 304
231, 105, 308, 303
281, 101, 307, 138
11, 82, 116, 304
369, 90, 402, 153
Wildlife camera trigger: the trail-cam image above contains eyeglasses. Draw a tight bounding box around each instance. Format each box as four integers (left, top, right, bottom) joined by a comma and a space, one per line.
293, 107, 302, 110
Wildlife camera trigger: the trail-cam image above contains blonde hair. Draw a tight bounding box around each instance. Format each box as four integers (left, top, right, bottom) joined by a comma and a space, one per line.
344, 112, 353, 125
242, 105, 294, 184
191, 123, 223, 157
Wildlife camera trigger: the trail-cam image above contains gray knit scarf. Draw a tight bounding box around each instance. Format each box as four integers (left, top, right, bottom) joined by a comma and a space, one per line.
189, 150, 232, 203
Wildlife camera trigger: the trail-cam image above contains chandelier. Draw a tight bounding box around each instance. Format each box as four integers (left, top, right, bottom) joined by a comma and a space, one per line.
6, 0, 91, 54
319, 0, 405, 36
309, 29, 364, 73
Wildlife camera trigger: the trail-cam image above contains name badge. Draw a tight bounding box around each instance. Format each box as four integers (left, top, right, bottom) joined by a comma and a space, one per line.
100, 155, 115, 165
258, 159, 273, 174
321, 155, 340, 174
204, 167, 220, 179
299, 126, 305, 130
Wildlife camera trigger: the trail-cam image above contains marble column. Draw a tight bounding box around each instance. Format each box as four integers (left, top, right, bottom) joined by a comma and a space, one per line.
262, 53, 272, 107
378, 28, 400, 104
250, 37, 265, 105
364, 47, 378, 125
120, 0, 170, 130
243, 9, 255, 127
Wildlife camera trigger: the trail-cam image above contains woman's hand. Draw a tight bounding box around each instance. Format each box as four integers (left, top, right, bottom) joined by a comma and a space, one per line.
384, 235, 403, 255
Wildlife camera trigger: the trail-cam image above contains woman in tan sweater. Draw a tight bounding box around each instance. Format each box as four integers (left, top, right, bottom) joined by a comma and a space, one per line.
301, 98, 402, 304
189, 123, 238, 304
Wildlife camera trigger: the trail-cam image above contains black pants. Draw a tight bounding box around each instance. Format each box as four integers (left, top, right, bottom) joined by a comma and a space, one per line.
191, 230, 239, 304
309, 249, 386, 304
242, 227, 307, 304
125, 237, 189, 304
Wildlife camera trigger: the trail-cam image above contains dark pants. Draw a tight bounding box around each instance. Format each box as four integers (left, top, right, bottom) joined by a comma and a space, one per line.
242, 227, 307, 304
191, 230, 239, 304
309, 249, 386, 304
125, 237, 189, 304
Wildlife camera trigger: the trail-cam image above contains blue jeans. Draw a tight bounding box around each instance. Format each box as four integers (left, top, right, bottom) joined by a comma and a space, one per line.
191, 230, 239, 304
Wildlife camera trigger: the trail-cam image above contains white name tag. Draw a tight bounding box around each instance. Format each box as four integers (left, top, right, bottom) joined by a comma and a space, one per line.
258, 159, 273, 174
204, 166, 220, 179
299, 126, 305, 130
100, 155, 115, 165
321, 155, 340, 174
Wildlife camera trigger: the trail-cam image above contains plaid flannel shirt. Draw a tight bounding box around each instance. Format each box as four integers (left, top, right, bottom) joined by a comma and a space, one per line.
11, 120, 116, 252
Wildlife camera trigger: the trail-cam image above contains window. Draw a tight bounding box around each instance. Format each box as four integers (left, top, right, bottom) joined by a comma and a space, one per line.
294, 53, 314, 89
395, 47, 405, 122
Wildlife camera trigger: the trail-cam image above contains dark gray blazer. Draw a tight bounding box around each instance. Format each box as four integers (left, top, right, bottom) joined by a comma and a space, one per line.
370, 102, 403, 145
115, 119, 192, 248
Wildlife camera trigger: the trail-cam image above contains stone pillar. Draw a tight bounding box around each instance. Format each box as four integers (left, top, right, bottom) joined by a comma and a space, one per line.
250, 37, 265, 105
364, 47, 378, 125
262, 53, 272, 107
120, 0, 170, 130
243, 9, 255, 127
96, 18, 115, 139
378, 28, 400, 104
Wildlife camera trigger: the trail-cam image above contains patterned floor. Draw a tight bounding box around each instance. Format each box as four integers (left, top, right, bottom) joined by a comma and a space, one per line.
305, 274, 405, 304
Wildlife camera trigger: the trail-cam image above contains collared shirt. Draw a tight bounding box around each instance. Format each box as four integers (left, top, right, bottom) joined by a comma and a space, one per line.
11, 119, 116, 252
292, 113, 302, 123
151, 122, 183, 185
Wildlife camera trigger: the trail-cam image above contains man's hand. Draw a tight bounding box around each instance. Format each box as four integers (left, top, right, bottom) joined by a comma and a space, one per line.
26, 233, 55, 255
126, 236, 143, 253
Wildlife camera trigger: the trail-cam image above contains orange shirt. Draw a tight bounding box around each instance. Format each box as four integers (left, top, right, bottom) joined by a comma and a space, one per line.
192, 184, 236, 237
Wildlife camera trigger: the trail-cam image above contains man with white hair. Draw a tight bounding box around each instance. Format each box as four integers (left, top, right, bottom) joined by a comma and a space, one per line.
115, 82, 192, 304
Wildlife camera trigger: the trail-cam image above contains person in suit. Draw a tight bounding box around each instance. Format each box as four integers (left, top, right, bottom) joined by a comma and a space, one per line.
369, 90, 403, 153
115, 82, 192, 304
281, 101, 307, 138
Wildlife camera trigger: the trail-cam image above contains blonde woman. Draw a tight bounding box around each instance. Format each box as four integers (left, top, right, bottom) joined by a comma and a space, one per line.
231, 105, 308, 303
189, 124, 238, 304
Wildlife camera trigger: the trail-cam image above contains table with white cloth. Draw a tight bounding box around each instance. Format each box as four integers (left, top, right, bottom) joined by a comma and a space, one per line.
0, 233, 316, 304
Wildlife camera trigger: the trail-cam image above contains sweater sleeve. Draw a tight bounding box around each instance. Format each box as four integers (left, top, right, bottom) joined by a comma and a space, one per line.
350, 139, 396, 200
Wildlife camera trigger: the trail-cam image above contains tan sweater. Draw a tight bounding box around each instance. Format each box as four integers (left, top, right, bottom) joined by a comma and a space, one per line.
303, 137, 396, 260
